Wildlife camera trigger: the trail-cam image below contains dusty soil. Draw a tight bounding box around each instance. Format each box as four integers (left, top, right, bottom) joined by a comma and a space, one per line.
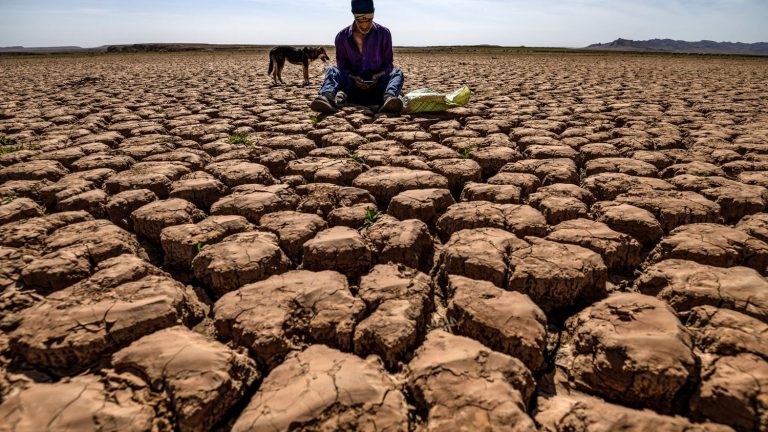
1, 50, 767, 431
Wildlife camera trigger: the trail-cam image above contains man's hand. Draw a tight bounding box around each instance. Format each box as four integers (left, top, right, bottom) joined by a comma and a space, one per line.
351, 75, 372, 90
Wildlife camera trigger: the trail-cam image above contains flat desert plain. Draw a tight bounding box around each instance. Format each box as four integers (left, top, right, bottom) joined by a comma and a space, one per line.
1, 50, 767, 432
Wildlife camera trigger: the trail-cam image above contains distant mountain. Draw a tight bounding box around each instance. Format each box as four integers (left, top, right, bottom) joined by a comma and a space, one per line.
587, 38, 768, 56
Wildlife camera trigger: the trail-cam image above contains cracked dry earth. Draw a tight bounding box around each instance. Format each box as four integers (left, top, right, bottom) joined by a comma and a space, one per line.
1, 50, 768, 432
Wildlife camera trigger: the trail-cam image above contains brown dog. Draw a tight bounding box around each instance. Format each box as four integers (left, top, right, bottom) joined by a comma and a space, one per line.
268, 46, 330, 85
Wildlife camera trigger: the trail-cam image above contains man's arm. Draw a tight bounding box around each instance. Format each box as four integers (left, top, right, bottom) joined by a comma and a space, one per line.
335, 32, 351, 74
381, 27, 394, 75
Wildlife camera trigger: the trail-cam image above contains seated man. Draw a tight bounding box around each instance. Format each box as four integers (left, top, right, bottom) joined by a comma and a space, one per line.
310, 0, 404, 114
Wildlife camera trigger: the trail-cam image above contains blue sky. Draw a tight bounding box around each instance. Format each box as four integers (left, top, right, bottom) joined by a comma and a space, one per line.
1, 0, 766, 48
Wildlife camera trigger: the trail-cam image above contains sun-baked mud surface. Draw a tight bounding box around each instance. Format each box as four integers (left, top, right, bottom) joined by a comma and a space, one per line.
1, 50, 767, 431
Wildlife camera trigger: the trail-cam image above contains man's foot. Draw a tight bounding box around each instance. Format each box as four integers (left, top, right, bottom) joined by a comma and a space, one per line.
310, 93, 337, 113
378, 94, 403, 113
335, 91, 348, 107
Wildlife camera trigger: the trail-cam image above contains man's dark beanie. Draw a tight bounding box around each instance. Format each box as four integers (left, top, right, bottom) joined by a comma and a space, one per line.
351, 0, 374, 14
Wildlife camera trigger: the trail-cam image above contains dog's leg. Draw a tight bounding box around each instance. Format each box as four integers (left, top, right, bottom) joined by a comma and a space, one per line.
270, 54, 278, 85
277, 57, 286, 85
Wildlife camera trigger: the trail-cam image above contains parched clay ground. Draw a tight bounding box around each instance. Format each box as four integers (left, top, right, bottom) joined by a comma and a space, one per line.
1, 50, 767, 431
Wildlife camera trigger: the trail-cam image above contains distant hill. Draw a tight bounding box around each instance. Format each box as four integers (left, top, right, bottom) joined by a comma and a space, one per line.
586, 38, 768, 56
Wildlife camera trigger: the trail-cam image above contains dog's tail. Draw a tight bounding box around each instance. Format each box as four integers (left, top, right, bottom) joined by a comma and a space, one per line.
267, 54, 274, 75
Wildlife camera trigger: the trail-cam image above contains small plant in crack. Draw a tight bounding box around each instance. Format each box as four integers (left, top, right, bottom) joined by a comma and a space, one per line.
310, 115, 319, 125
196, 241, 204, 254
0, 137, 24, 154
348, 152, 365, 164
1, 191, 17, 204
460, 144, 476, 159
360, 208, 381, 230
226, 134, 253, 146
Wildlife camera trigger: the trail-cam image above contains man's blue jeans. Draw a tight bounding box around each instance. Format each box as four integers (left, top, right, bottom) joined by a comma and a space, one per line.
319, 66, 404, 106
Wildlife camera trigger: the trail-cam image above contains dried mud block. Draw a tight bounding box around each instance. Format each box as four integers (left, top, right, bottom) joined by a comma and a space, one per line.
0, 179, 51, 202
0, 197, 44, 225
352, 166, 449, 204
591, 201, 664, 247
546, 218, 642, 273
669, 175, 768, 223
259, 210, 327, 262
692, 354, 768, 432
232, 344, 408, 432
211, 184, 299, 224
361, 215, 433, 271
39, 177, 95, 208
55, 188, 108, 217
0, 159, 69, 182
160, 215, 253, 269
647, 223, 768, 273
0, 246, 34, 291
529, 183, 595, 206
143, 149, 211, 171
686, 306, 768, 358
21, 219, 146, 291
71, 153, 136, 172
286, 156, 364, 186
487, 172, 542, 196
262, 135, 317, 157
406, 330, 537, 431
533, 195, 588, 225
320, 131, 368, 149
736, 213, 768, 244
205, 160, 276, 188
0, 210, 92, 248
131, 198, 206, 242
327, 202, 377, 228
636, 259, 768, 321
111, 326, 260, 432
535, 392, 733, 432
500, 158, 578, 185
615, 190, 720, 232
386, 188, 455, 222
661, 161, 727, 179
584, 157, 660, 177
509, 237, 608, 313
447, 275, 547, 372
104, 162, 191, 198
428, 158, 483, 194
20, 247, 93, 293
106, 189, 158, 230
0, 375, 155, 432
213, 271, 365, 369
295, 182, 375, 217
389, 130, 432, 145
466, 146, 522, 178
581, 172, 675, 201
558, 293, 696, 413
302, 226, 373, 277
353, 264, 433, 370
435, 227, 528, 289
10, 274, 204, 371
169, 176, 228, 211
579, 143, 621, 162
257, 149, 297, 178
460, 182, 522, 204
192, 231, 290, 298
524, 144, 579, 163
411, 142, 459, 160
436, 201, 548, 242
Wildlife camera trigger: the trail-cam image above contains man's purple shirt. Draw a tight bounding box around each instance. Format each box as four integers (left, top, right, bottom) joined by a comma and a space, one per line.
334, 22, 394, 80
